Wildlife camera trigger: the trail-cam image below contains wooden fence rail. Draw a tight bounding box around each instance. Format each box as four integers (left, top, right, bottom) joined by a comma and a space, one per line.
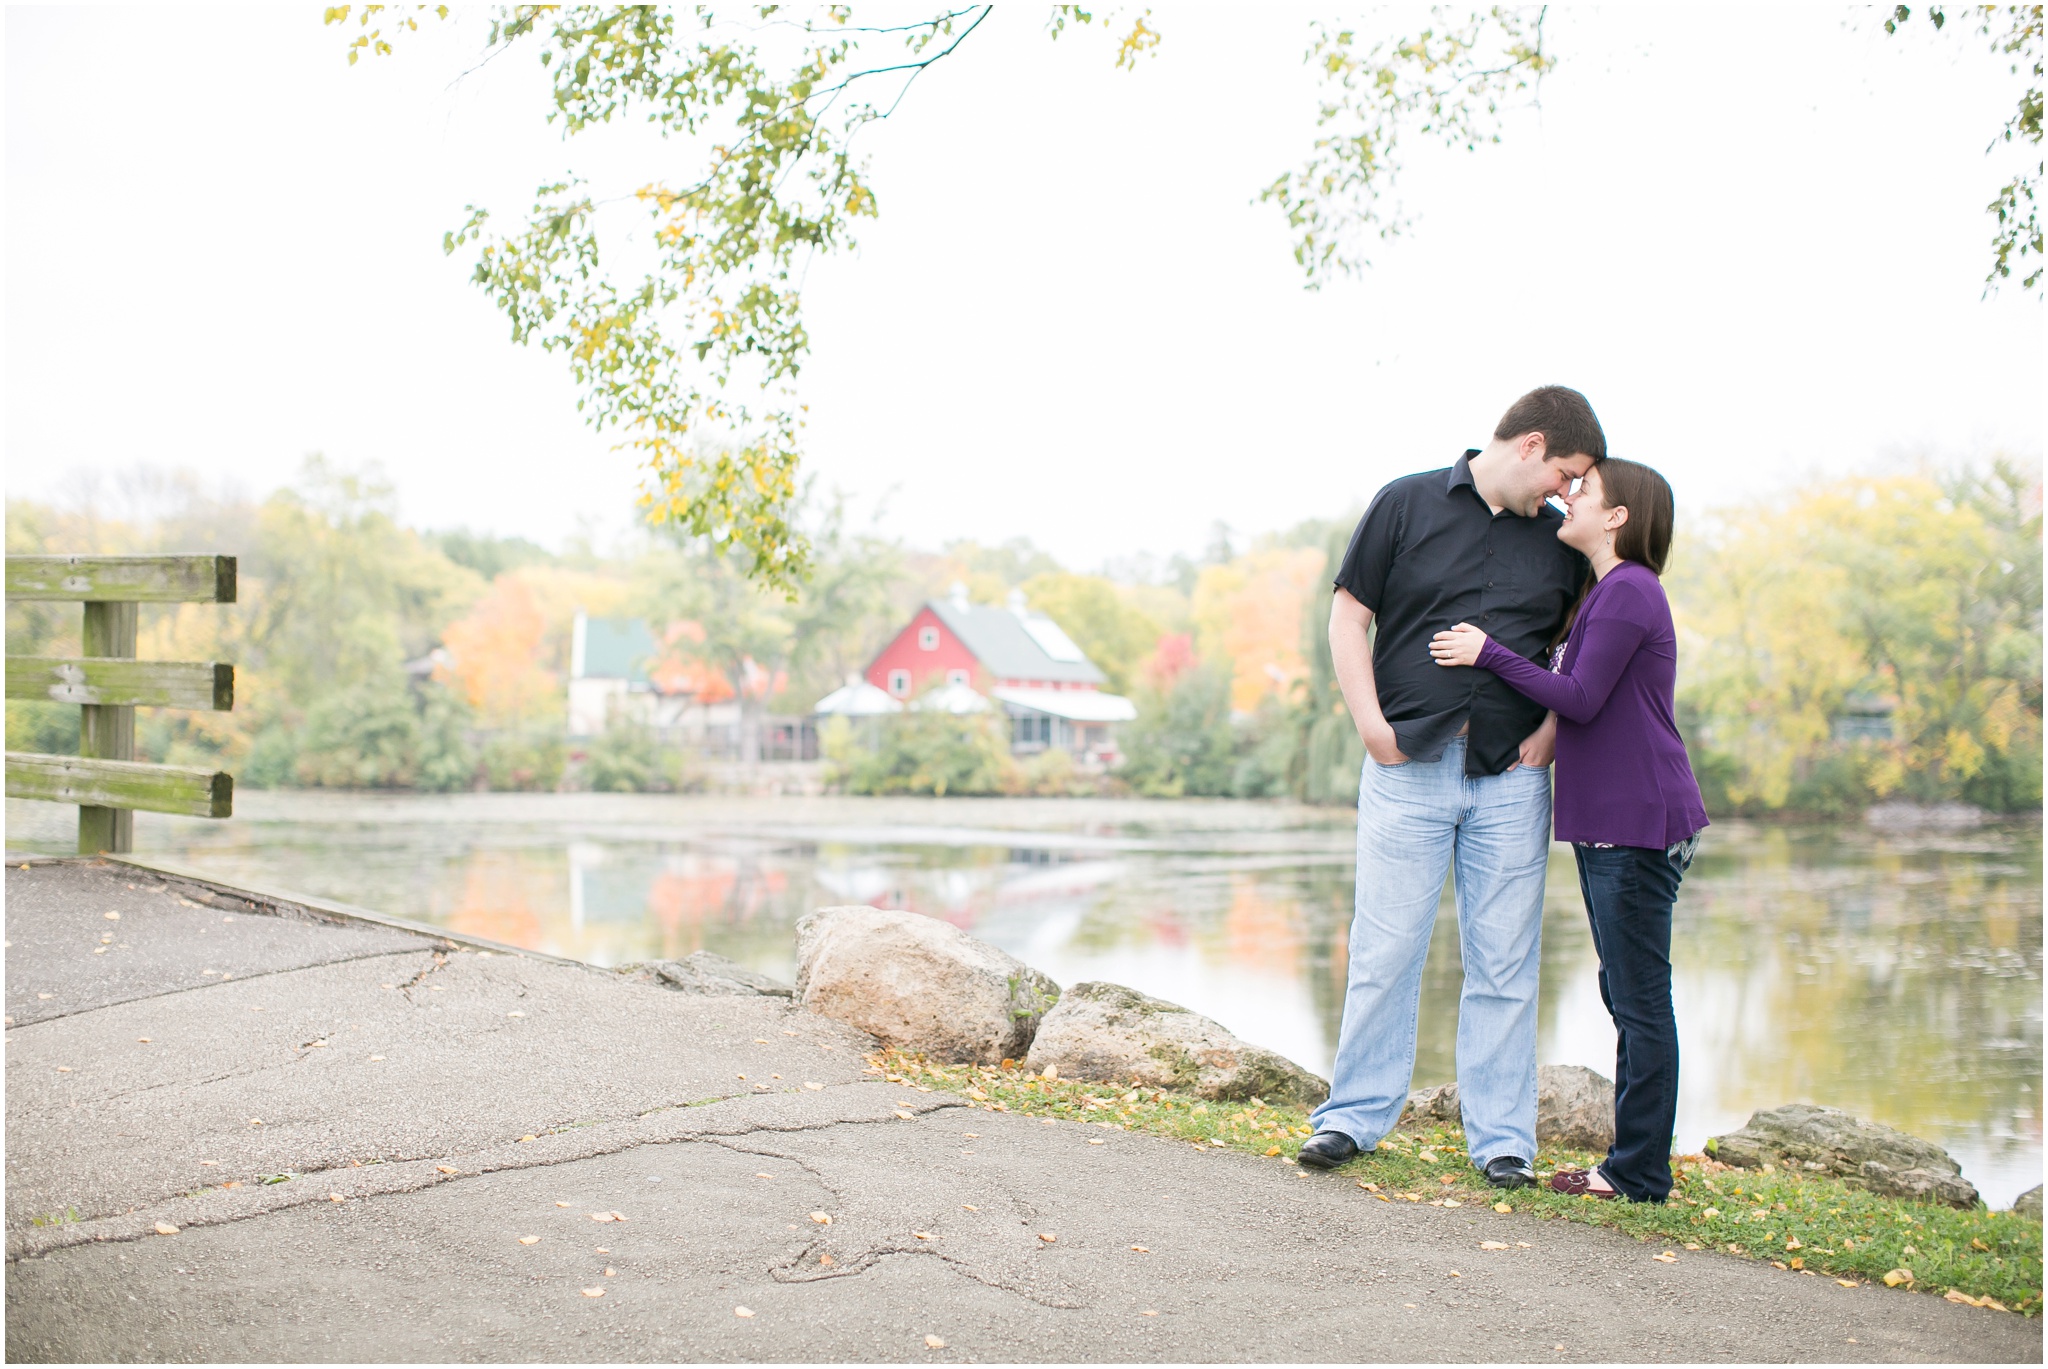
4, 555, 238, 853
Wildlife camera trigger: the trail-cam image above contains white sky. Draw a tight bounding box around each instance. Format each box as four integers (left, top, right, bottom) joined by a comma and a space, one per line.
6, 5, 2042, 570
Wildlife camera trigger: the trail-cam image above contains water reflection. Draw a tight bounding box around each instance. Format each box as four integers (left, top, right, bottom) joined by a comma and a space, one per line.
5, 794, 2038, 1205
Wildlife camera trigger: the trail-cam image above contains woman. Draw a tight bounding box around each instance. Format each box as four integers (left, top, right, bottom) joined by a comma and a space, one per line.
1428, 457, 1707, 1203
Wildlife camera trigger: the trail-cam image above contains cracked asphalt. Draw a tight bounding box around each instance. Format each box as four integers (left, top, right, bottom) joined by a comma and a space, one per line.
5, 859, 2039, 1362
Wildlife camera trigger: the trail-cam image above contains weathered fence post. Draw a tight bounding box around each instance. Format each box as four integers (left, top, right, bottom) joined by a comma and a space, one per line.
5, 555, 238, 854
78, 599, 140, 853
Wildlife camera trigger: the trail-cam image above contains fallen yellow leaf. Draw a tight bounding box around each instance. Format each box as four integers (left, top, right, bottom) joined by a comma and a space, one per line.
1653, 1252, 1678, 1264
328, 1193, 345, 1203
895, 1110, 914, 1120
1131, 1245, 1150, 1252
805, 1082, 824, 1091
610, 1211, 628, 1221
1493, 1201, 1513, 1213
1971, 1237, 1992, 1252
734, 1306, 754, 1318
591, 1212, 616, 1222
519, 1135, 536, 1143
925, 1335, 947, 1348
105, 911, 120, 920
154, 1222, 179, 1236
1358, 1181, 1379, 1192
1883, 1268, 1914, 1287
1447, 1270, 1461, 1278
811, 1212, 832, 1225
520, 1236, 540, 1245
582, 1288, 605, 1298
962, 1204, 978, 1211
604, 1267, 615, 1277
1089, 1138, 1106, 1146
1038, 1232, 1056, 1243
1790, 1257, 1805, 1270
913, 1231, 935, 1240
1944, 1290, 2006, 1310
555, 1201, 570, 1208
1264, 1145, 1281, 1156
436, 1166, 459, 1175
1836, 1279, 1858, 1288
1041, 1064, 1058, 1081
1480, 1241, 1510, 1251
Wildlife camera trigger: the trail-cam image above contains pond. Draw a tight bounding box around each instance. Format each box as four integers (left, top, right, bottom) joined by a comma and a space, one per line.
7, 790, 2040, 1207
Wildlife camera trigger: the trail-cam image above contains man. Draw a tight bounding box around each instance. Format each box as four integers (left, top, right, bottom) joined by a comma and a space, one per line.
1298, 385, 1605, 1189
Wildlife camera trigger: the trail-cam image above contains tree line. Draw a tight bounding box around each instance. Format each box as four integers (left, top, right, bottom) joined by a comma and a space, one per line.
6, 455, 2038, 815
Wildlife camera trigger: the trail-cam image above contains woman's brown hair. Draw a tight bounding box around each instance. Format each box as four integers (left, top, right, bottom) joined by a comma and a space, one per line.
1552, 458, 1676, 649
1597, 457, 1675, 574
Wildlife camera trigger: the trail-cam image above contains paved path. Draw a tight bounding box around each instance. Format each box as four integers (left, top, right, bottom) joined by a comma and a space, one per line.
5, 859, 2037, 1362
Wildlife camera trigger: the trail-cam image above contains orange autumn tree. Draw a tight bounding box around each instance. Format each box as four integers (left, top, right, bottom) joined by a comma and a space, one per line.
438, 574, 560, 726
1193, 547, 1328, 712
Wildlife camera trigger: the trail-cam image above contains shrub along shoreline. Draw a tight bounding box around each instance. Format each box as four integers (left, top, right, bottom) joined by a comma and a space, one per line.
874, 1048, 2041, 1315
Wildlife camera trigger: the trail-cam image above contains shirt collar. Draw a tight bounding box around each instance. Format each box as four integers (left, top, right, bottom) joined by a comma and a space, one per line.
1448, 450, 1482, 496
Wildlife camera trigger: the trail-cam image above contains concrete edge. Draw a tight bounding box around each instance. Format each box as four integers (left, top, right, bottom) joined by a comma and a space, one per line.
16, 853, 585, 970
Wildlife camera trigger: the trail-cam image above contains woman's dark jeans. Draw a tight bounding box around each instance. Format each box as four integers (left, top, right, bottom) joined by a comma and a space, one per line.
1571, 836, 1698, 1202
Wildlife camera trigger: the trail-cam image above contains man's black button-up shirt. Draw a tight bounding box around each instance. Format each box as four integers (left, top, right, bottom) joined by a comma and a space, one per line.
1333, 451, 1588, 776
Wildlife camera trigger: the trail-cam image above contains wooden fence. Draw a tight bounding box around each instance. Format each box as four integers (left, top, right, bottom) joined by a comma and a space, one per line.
5, 555, 237, 853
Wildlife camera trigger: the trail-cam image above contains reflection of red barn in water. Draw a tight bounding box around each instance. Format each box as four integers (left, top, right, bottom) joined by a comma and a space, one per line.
816, 584, 1136, 767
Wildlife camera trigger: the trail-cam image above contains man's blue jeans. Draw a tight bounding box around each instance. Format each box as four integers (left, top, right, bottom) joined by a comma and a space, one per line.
1310, 736, 1552, 1168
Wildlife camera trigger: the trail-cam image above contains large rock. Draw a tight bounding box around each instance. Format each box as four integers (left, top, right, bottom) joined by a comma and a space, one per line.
794, 906, 1059, 1064
619, 951, 792, 997
1022, 981, 1328, 1108
1705, 1104, 1980, 1209
1405, 1065, 1617, 1149
2014, 1185, 2043, 1220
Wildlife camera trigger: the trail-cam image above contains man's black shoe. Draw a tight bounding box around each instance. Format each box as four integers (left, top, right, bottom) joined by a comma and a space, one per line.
1483, 1155, 1536, 1189
1296, 1131, 1360, 1170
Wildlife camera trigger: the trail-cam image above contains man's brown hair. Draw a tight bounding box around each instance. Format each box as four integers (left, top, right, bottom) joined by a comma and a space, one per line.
1596, 457, 1675, 575
1493, 385, 1607, 464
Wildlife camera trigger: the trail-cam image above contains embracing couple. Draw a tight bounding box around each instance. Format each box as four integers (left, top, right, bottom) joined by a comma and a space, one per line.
1296, 385, 1708, 1204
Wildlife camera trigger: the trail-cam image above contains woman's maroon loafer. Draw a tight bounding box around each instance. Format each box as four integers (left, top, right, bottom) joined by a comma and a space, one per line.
1549, 1167, 1621, 1199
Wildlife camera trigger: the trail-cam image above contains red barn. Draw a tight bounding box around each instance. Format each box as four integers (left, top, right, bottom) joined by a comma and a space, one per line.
818, 585, 1136, 765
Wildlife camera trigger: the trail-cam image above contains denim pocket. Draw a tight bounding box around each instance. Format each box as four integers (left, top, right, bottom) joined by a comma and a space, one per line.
1665, 834, 1701, 873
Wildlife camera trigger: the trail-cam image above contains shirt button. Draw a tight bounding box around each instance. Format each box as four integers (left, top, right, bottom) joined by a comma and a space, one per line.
1486, 581, 1494, 588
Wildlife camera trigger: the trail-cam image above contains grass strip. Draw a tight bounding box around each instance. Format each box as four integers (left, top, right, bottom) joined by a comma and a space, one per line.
874, 1048, 2040, 1315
